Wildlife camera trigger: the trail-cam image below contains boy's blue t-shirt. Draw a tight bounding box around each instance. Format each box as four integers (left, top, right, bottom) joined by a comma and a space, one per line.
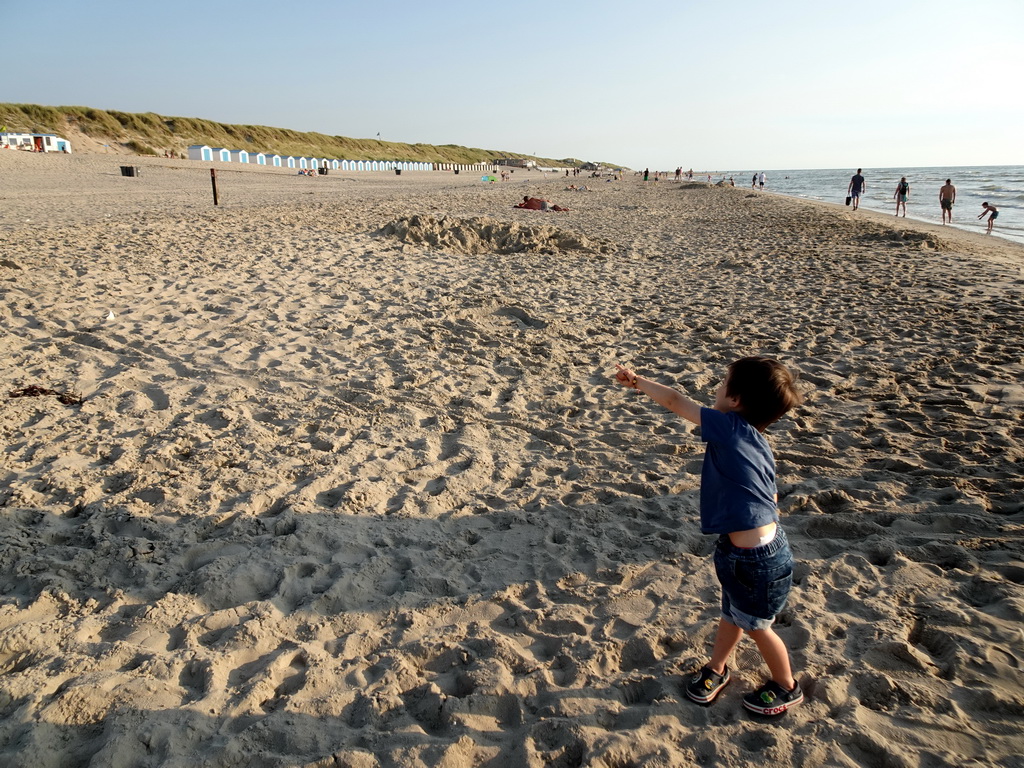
699, 407, 779, 535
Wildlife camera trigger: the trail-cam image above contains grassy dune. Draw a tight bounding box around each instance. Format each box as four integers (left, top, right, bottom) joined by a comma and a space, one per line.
0, 103, 608, 167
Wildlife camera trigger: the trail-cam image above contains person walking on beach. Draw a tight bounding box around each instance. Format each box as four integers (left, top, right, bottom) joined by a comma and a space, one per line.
940, 179, 956, 224
979, 202, 999, 234
894, 176, 910, 217
752, 174, 758, 189
848, 169, 866, 211
643, 168, 650, 183
613, 357, 804, 717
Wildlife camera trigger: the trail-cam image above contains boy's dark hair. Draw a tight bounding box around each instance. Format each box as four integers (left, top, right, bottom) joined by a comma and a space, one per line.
726, 357, 802, 431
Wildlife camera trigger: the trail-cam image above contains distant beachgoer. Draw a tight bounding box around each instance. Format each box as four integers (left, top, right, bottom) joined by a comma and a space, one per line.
676, 167, 682, 182
759, 172, 766, 190
643, 168, 650, 183
893, 177, 910, 217
848, 169, 866, 211
752, 174, 758, 189
978, 202, 999, 234
516, 195, 569, 212
730, 177, 735, 186
939, 179, 956, 224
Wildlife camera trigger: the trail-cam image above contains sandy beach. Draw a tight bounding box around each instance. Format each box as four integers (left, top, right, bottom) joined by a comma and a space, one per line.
2, 152, 1023, 767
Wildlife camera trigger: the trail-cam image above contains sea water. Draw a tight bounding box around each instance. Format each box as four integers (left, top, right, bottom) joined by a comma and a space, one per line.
731, 166, 1024, 245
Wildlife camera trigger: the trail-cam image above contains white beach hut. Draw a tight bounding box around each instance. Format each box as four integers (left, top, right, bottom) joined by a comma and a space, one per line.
188, 144, 213, 162
1, 132, 33, 150
213, 148, 231, 162
229, 150, 249, 164
285, 156, 296, 168
251, 152, 266, 165
268, 154, 282, 167
330, 159, 340, 170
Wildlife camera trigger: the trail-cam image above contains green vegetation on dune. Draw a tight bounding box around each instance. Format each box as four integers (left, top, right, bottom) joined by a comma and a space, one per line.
0, 103, 623, 168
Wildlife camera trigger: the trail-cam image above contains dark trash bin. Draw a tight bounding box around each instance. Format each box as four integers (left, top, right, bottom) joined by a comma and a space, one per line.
120, 166, 140, 177
394, 168, 401, 176
453, 169, 459, 175
319, 166, 328, 175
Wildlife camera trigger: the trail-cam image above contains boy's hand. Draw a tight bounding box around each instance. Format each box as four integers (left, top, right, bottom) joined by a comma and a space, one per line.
614, 364, 639, 388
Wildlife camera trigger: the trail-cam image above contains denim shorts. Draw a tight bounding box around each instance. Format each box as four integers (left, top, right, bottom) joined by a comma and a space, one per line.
714, 527, 793, 631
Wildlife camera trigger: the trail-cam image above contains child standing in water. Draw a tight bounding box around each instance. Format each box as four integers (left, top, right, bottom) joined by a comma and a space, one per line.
614, 356, 804, 716
979, 202, 999, 234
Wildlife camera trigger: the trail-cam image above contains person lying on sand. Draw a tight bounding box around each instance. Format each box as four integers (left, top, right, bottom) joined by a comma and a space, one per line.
515, 196, 569, 212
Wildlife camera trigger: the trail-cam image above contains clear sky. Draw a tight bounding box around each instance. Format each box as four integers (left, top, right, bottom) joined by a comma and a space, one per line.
2, 0, 1021, 170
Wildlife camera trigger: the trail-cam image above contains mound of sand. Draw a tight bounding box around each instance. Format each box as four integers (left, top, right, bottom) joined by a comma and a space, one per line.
856, 225, 950, 251
376, 214, 615, 255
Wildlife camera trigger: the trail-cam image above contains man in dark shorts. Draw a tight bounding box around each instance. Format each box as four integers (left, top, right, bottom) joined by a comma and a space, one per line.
847, 169, 866, 211
940, 179, 956, 224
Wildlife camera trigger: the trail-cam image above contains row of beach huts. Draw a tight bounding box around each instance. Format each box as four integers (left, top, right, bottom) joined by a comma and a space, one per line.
187, 144, 492, 172
0, 132, 522, 172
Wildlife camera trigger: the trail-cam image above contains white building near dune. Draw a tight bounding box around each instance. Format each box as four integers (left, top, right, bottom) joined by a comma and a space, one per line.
229, 149, 249, 164
188, 144, 213, 162
1, 132, 72, 153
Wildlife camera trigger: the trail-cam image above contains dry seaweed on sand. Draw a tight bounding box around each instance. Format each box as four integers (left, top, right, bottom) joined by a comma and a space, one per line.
8, 385, 84, 406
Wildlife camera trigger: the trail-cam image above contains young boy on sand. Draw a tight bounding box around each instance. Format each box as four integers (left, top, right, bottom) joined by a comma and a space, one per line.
978, 202, 999, 234
614, 356, 804, 716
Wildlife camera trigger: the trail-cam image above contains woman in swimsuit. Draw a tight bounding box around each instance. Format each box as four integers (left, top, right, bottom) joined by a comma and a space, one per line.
893, 177, 910, 217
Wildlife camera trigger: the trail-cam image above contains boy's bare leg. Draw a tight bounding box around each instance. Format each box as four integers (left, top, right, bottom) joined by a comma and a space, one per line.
708, 618, 744, 674
748, 627, 796, 690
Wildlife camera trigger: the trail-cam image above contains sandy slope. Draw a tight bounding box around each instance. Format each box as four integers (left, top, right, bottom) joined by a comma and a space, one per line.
2, 153, 1023, 767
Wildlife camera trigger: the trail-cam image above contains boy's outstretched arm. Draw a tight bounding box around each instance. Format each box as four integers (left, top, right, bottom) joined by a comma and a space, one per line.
614, 364, 702, 426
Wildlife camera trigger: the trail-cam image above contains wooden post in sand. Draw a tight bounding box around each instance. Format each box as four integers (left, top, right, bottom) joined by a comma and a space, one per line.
210, 168, 219, 206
